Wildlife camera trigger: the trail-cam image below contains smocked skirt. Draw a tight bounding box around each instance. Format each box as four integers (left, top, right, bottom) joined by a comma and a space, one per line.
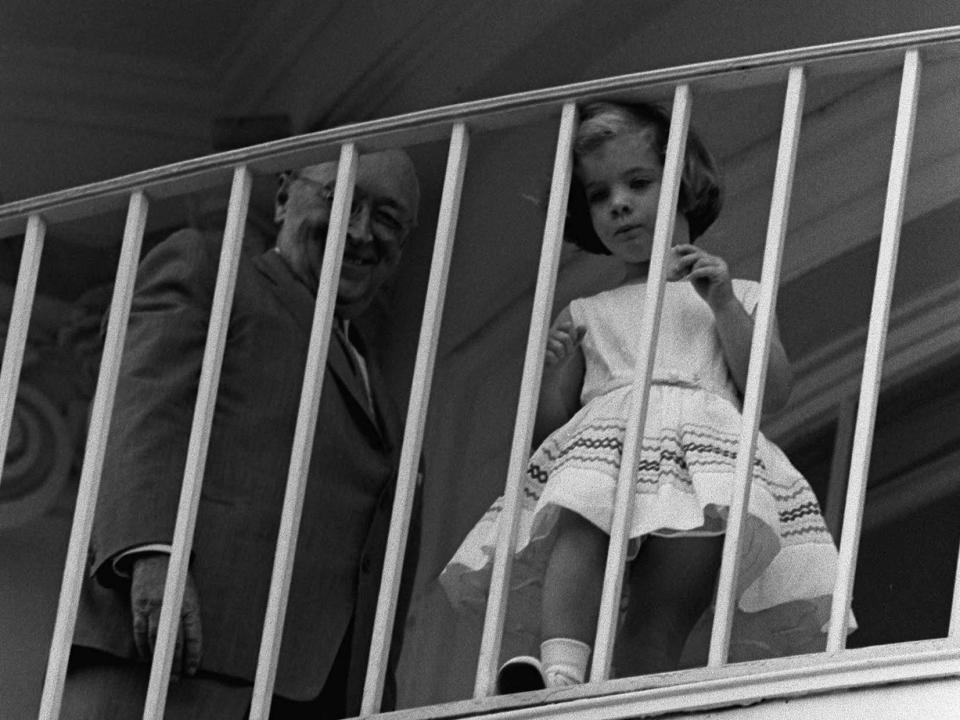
439, 383, 852, 663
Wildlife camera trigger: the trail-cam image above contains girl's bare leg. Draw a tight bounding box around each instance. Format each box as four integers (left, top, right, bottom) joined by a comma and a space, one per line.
615, 535, 724, 677
541, 508, 608, 644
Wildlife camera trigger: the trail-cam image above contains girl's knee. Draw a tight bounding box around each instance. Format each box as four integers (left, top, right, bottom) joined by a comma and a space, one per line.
624, 536, 723, 630
552, 508, 608, 556
554, 507, 604, 538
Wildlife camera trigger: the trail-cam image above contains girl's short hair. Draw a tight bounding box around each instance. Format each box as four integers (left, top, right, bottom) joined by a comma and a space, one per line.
565, 101, 723, 254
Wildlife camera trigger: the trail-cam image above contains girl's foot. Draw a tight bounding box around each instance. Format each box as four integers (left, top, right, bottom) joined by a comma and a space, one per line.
496, 656, 546, 693
541, 637, 590, 687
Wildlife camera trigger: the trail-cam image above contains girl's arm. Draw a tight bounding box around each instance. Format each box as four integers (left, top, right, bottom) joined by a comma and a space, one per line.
675, 245, 794, 413
533, 306, 586, 446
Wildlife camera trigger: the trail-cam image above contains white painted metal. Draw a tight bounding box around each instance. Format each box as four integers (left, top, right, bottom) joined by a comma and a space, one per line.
2, 28, 958, 237
141, 167, 252, 720
474, 103, 577, 698
360, 124, 470, 715
952, 545, 960, 637
36, 192, 148, 720
826, 49, 922, 651
0, 214, 45, 490
708, 66, 806, 667
675, 677, 960, 720
825, 396, 857, 541
590, 85, 691, 681
246, 145, 358, 720
378, 639, 960, 720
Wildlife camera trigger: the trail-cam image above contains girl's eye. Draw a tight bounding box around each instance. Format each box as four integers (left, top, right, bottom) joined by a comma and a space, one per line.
586, 189, 608, 204
629, 177, 652, 190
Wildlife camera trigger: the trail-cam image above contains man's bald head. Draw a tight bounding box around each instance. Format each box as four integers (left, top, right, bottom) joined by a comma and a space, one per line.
274, 149, 421, 318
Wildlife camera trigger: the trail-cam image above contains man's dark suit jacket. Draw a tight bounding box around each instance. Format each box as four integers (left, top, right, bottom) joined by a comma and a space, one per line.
74, 229, 419, 710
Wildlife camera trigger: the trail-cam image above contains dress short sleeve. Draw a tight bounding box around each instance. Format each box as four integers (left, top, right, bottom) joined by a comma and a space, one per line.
733, 279, 761, 316
567, 298, 586, 329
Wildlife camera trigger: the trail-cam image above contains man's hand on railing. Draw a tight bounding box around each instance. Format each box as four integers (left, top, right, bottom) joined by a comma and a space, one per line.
130, 554, 203, 679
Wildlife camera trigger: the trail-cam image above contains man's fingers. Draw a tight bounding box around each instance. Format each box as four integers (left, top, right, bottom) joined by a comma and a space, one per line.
182, 611, 203, 676
172, 623, 184, 680
147, 606, 160, 655
133, 609, 151, 661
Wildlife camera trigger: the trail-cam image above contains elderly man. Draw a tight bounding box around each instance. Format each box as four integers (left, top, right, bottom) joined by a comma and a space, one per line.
66, 150, 422, 719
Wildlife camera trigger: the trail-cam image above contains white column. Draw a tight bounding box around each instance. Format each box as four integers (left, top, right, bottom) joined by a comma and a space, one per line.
142, 166, 252, 719
248, 145, 358, 720
951, 542, 960, 638
827, 49, 922, 652
474, 102, 578, 698
825, 396, 857, 541
590, 84, 691, 681
361, 124, 470, 715
708, 66, 806, 667
0, 214, 46, 491
38, 192, 148, 720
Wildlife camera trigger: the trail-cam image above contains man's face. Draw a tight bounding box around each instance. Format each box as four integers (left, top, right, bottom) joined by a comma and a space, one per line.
275, 150, 419, 318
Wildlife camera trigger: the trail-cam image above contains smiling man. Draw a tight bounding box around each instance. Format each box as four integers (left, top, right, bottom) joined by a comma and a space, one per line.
274, 151, 419, 314
67, 150, 422, 720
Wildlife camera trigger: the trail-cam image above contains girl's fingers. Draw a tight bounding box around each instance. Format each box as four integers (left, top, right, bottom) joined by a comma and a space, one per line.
546, 325, 584, 365
688, 255, 727, 278
546, 336, 568, 364
674, 247, 704, 270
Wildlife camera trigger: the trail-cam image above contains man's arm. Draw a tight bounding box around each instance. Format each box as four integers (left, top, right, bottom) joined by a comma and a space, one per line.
91, 229, 219, 676
92, 229, 216, 579
131, 554, 203, 677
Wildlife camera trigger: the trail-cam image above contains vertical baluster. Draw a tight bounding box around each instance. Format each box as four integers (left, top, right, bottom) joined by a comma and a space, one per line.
826, 49, 921, 651
825, 396, 857, 541
474, 102, 577, 698
951, 543, 960, 638
708, 66, 806, 667
0, 214, 46, 489
37, 192, 148, 720
247, 145, 357, 720
590, 84, 691, 681
142, 166, 252, 720
361, 125, 469, 715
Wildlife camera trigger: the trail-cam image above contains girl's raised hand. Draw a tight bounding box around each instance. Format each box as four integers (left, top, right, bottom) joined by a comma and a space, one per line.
545, 316, 585, 367
671, 244, 736, 311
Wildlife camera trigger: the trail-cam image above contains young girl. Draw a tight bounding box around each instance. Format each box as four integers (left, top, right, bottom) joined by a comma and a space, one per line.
440, 101, 844, 690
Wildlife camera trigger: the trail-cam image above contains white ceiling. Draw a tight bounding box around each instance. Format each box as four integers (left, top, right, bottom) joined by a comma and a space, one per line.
0, 0, 255, 66
1, 0, 958, 197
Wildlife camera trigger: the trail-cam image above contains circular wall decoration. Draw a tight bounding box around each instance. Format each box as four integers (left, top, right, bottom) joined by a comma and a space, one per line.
0, 382, 75, 528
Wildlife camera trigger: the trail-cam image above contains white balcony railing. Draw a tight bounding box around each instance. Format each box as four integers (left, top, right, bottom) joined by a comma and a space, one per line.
2, 24, 960, 720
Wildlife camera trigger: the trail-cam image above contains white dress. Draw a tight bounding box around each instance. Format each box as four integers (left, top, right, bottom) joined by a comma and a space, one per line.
440, 280, 849, 663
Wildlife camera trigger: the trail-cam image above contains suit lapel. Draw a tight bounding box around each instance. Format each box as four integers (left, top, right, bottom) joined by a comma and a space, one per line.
253, 249, 314, 335
332, 324, 385, 439
349, 325, 401, 450
253, 250, 384, 441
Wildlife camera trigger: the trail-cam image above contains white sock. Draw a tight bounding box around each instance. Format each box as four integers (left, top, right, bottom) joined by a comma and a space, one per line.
540, 637, 591, 687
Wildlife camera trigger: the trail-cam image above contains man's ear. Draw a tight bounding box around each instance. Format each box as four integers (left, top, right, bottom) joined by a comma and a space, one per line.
274, 172, 293, 223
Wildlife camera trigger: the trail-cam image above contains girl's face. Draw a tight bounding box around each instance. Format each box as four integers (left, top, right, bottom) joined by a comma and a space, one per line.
578, 129, 683, 269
